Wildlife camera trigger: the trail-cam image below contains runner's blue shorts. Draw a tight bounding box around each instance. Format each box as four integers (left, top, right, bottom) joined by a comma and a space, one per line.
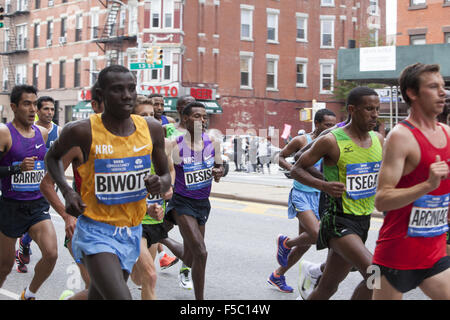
287, 188, 320, 220
72, 215, 142, 274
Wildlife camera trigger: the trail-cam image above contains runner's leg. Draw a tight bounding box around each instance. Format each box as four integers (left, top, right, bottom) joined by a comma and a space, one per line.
0, 232, 16, 287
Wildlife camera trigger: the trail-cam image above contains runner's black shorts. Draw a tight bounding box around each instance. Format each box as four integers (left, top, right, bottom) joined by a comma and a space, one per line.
374, 256, 450, 293
317, 212, 371, 250
141, 223, 168, 247
0, 196, 50, 238
165, 193, 211, 226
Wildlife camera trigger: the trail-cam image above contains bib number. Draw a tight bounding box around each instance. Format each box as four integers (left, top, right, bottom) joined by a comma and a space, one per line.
408, 194, 449, 237
345, 161, 380, 200
11, 160, 45, 192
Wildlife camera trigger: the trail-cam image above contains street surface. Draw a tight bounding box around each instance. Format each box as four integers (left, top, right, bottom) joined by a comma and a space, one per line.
0, 167, 429, 301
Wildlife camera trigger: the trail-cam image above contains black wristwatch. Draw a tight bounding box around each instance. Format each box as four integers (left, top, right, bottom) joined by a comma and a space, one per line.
12, 164, 21, 175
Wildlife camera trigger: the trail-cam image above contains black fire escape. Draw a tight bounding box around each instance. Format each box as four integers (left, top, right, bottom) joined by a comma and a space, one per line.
94, 0, 137, 66
0, 2, 30, 92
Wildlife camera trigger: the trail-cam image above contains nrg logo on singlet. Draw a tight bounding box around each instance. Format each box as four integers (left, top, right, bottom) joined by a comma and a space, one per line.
95, 145, 114, 155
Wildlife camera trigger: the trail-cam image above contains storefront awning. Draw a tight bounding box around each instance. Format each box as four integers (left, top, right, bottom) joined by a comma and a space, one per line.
163, 98, 223, 114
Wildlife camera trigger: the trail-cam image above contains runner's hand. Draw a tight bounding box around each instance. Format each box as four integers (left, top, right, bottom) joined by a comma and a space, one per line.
20, 156, 37, 171
147, 203, 164, 221
212, 166, 223, 182
162, 186, 173, 200
64, 189, 86, 218
144, 174, 162, 196
323, 181, 346, 198
63, 214, 77, 239
427, 155, 449, 191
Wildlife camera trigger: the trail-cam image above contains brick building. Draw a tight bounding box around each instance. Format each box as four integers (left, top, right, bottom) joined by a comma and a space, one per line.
397, 0, 450, 46
0, 0, 385, 143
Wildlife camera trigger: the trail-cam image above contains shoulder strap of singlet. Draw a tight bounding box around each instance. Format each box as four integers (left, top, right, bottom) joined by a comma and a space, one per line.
399, 119, 415, 130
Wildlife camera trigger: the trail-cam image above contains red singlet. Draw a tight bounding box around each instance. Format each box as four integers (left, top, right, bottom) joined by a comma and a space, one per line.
373, 120, 450, 270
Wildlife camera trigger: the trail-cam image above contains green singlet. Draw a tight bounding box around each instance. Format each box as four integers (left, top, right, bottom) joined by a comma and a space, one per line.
323, 128, 382, 216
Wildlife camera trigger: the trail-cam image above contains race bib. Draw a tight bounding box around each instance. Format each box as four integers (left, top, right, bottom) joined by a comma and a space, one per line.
11, 160, 45, 192
94, 155, 151, 205
146, 193, 164, 206
345, 161, 380, 200
408, 194, 449, 237
183, 157, 214, 191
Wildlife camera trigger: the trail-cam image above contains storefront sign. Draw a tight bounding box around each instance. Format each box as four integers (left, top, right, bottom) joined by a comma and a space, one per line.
139, 84, 179, 97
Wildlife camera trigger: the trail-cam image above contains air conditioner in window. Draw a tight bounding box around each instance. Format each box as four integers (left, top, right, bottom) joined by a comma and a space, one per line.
59, 36, 66, 44
47, 39, 52, 47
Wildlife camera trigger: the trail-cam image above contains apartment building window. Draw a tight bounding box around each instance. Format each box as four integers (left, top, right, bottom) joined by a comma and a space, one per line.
151, 0, 161, 28
369, 29, 379, 46
18, 0, 28, 11
60, 17, 67, 39
320, 61, 334, 94
15, 64, 27, 85
47, 20, 53, 46
410, 34, 426, 45
266, 55, 278, 90
34, 23, 40, 48
119, 7, 126, 29
321, 0, 335, 7
74, 59, 81, 87
240, 5, 253, 40
296, 13, 308, 42
2, 69, 8, 91
267, 9, 279, 43
35, 0, 40, 9
49, 0, 54, 7
16, 25, 28, 50
4, 29, 9, 52
164, 0, 174, 28
410, 0, 426, 5
91, 11, 99, 39
445, 32, 450, 43
296, 58, 308, 87
75, 14, 83, 42
32, 63, 39, 88
320, 17, 335, 48
369, 0, 379, 15
163, 52, 171, 81
89, 57, 98, 86
59, 61, 66, 88
129, 2, 138, 35
45, 62, 52, 89
240, 52, 253, 89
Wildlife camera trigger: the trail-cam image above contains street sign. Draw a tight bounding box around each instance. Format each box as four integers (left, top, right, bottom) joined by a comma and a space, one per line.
129, 62, 163, 70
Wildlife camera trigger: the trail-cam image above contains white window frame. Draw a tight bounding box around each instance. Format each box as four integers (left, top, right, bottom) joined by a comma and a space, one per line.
16, 24, 28, 50
15, 64, 27, 85
129, 2, 138, 35
239, 51, 253, 89
267, 9, 279, 43
369, 0, 379, 15
411, 0, 426, 5
91, 10, 99, 39
295, 58, 308, 87
266, 54, 279, 91
410, 34, 426, 45
240, 5, 254, 41
320, 60, 335, 94
151, 0, 161, 28
163, 50, 172, 81
320, 16, 335, 48
164, 0, 174, 29
321, 0, 335, 7
296, 13, 308, 42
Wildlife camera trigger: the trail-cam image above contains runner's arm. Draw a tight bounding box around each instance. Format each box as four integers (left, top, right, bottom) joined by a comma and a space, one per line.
0, 125, 32, 176
146, 118, 171, 195
40, 147, 82, 238
279, 136, 305, 171
291, 134, 345, 197
374, 127, 447, 212
212, 135, 224, 182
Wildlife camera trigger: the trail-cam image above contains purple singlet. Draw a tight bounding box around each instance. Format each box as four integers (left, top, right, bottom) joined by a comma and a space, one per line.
174, 133, 215, 200
0, 123, 46, 200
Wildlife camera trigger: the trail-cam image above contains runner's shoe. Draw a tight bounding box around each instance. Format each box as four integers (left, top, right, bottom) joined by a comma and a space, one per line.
276, 234, 291, 267
20, 289, 35, 300
59, 290, 75, 300
159, 253, 179, 270
267, 272, 293, 293
15, 253, 28, 273
298, 260, 321, 300
179, 267, 193, 290
17, 238, 31, 265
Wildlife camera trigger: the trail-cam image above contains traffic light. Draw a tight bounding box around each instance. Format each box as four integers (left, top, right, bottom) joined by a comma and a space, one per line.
0, 7, 4, 28
145, 48, 154, 64
155, 47, 163, 65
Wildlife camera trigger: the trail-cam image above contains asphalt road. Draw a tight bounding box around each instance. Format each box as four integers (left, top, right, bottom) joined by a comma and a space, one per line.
0, 194, 428, 301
